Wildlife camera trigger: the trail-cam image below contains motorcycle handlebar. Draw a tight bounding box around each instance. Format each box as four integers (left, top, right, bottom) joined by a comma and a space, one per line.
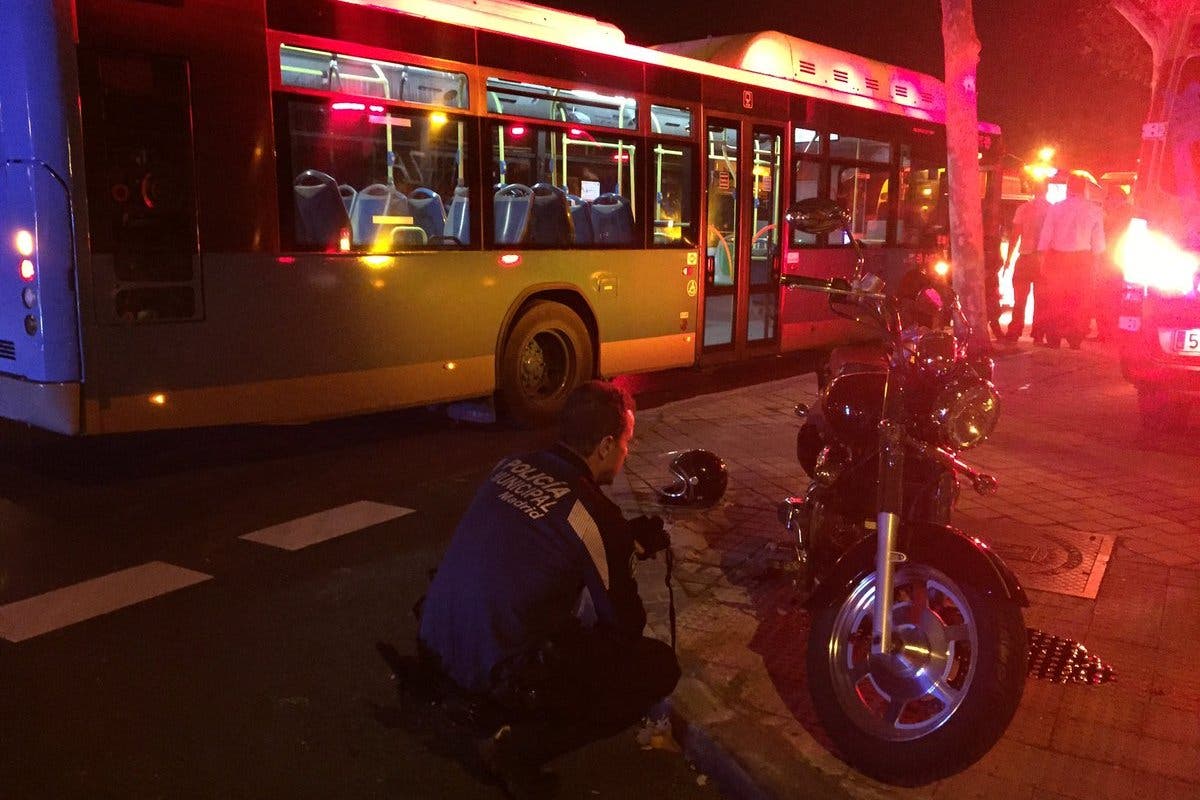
779, 274, 887, 302
779, 274, 837, 291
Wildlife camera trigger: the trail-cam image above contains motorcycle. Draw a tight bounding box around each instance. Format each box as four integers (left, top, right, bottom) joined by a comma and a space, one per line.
777, 198, 1028, 785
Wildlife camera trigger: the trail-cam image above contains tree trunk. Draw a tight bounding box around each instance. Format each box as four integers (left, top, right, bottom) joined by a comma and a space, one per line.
941, 0, 989, 351
1111, 0, 1194, 92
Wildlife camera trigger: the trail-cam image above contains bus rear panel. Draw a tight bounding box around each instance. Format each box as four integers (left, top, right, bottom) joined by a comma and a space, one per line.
0, 0, 83, 433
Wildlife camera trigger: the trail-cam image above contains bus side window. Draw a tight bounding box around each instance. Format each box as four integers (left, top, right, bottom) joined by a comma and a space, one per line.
487, 122, 640, 248
278, 98, 472, 251
651, 142, 696, 247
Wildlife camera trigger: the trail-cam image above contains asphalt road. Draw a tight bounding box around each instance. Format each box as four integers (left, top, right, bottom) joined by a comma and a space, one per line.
0, 354, 818, 799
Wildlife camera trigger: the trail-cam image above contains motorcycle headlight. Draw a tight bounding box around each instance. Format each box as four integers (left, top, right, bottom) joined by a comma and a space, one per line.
930, 376, 1000, 450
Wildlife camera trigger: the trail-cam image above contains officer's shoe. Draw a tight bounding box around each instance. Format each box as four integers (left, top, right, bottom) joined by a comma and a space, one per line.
478, 725, 560, 800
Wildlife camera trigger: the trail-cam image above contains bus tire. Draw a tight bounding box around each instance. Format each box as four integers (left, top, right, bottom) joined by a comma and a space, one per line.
498, 301, 594, 428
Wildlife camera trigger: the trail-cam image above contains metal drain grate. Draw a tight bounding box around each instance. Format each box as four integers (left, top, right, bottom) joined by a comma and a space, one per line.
975, 522, 1115, 599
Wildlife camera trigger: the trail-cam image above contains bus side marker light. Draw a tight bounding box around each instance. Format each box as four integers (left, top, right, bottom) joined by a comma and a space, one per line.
19, 259, 35, 282
22, 287, 36, 309
15, 230, 34, 257
149, 393, 167, 406
339, 228, 352, 252
277, 256, 296, 265
498, 253, 522, 267
23, 315, 37, 335
444, 361, 457, 371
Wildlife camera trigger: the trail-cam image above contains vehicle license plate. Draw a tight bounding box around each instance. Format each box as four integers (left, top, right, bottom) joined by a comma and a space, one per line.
1172, 328, 1200, 353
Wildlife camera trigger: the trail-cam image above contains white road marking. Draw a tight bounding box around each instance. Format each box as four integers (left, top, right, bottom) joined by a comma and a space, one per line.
239, 501, 414, 551
0, 562, 212, 643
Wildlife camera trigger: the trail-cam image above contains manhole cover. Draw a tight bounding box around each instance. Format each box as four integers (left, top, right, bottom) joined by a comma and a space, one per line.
973, 522, 1115, 599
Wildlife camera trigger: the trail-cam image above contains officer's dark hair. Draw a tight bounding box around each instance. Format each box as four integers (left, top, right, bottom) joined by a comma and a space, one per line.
560, 381, 634, 456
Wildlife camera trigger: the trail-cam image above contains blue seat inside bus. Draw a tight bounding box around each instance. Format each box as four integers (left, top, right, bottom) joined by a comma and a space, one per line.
391, 226, 429, 249
448, 186, 470, 245
338, 184, 357, 214
293, 170, 351, 248
590, 193, 634, 245
529, 183, 573, 246
408, 187, 446, 241
350, 183, 410, 247
494, 184, 533, 245
567, 194, 593, 244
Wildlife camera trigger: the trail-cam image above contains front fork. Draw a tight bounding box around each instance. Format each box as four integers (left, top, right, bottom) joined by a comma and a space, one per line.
872, 419, 904, 656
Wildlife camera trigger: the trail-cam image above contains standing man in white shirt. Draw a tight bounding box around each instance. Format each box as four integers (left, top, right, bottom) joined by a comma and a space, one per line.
1037, 173, 1106, 349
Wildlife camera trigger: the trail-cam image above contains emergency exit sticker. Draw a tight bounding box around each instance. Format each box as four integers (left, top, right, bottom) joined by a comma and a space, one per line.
686, 252, 699, 266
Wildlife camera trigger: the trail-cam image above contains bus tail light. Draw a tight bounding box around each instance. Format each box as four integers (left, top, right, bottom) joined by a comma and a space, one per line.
15, 229, 36, 283
15, 229, 34, 256
1116, 218, 1199, 295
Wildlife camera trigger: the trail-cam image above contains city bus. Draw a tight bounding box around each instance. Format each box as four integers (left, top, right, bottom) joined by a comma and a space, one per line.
1, 0, 1000, 434
1112, 10, 1200, 430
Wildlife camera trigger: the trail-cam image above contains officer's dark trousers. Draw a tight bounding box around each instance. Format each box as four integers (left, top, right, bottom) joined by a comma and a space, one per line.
1007, 253, 1041, 340
497, 628, 681, 766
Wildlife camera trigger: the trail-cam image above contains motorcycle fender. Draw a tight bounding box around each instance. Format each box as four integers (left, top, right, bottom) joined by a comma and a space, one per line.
804, 522, 1030, 610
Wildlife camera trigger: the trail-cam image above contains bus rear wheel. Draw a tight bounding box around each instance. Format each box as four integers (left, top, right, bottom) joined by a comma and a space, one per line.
499, 301, 594, 428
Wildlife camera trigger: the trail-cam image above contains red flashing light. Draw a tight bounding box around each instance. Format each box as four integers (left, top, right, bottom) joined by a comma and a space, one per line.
369, 104, 384, 113
332, 101, 367, 111
509, 125, 527, 137
612, 153, 629, 162
568, 127, 585, 137
498, 253, 522, 268
19, 258, 35, 282
277, 256, 296, 265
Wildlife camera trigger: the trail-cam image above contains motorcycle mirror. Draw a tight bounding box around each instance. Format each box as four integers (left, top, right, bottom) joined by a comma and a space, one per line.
785, 197, 852, 236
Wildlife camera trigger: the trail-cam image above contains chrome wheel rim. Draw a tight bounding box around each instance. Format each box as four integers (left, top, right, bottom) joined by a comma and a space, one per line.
519, 330, 570, 401
824, 564, 979, 741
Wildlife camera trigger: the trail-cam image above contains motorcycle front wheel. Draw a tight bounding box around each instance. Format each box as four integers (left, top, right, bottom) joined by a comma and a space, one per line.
807, 562, 1026, 785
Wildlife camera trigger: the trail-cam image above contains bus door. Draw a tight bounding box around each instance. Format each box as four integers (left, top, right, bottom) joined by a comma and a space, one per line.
703, 119, 784, 358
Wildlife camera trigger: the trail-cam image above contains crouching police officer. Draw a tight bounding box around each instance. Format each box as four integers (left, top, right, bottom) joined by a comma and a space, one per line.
418, 380, 680, 798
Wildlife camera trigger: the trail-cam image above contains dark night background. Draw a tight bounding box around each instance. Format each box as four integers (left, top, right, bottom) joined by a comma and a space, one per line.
543, 0, 1151, 175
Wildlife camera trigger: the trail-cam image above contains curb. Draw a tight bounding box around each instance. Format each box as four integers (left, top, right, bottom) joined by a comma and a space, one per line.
666, 701, 776, 800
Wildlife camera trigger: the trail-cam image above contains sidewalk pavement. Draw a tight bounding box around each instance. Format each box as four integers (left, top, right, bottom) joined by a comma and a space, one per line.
611, 339, 1200, 800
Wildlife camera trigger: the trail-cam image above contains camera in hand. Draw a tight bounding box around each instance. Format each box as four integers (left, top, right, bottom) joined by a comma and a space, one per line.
629, 515, 670, 559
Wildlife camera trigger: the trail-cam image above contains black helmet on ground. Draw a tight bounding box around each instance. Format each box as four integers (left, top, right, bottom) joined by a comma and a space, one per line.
659, 449, 728, 507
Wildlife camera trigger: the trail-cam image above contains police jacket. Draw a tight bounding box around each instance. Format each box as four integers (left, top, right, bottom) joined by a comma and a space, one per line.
418, 444, 646, 694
